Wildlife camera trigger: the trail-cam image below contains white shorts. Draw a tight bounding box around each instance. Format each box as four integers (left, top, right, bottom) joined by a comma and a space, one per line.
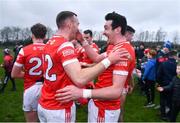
38, 103, 76, 123
23, 82, 43, 111
88, 99, 120, 122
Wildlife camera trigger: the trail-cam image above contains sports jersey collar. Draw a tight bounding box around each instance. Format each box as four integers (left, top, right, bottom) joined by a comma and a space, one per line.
33, 43, 45, 45
53, 35, 63, 38
114, 40, 129, 46
53, 35, 69, 41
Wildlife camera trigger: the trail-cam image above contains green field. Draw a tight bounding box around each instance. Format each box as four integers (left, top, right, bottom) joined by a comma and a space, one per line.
0, 48, 180, 122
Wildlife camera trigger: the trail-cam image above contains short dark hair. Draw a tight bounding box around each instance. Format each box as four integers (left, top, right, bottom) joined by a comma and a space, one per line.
31, 23, 47, 39
105, 12, 127, 35
56, 11, 77, 28
83, 29, 93, 37
127, 25, 135, 33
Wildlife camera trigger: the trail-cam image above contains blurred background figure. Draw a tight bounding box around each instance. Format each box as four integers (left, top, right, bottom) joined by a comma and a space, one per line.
13, 43, 23, 62
0, 48, 16, 93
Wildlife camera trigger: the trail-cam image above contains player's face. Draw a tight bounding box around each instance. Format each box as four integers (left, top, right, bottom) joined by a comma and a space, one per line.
83, 33, 92, 43
125, 31, 134, 42
176, 66, 180, 75
103, 20, 116, 44
70, 16, 79, 40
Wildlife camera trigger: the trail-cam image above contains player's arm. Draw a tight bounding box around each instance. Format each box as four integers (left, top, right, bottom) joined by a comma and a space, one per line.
64, 50, 126, 87
80, 62, 96, 67
11, 48, 25, 78
81, 41, 106, 63
55, 73, 127, 102
76, 31, 106, 63
11, 64, 24, 78
91, 74, 127, 100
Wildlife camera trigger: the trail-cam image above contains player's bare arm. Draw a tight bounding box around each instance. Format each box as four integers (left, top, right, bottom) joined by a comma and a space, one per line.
64, 49, 128, 87
11, 65, 25, 78
55, 74, 127, 103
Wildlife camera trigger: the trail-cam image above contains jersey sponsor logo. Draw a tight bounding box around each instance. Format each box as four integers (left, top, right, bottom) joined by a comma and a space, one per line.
116, 61, 128, 66
62, 49, 75, 57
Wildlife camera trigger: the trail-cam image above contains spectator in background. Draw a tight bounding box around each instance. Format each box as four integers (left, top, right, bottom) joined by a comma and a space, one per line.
13, 43, 23, 62
0, 48, 16, 93
157, 50, 177, 121
156, 41, 172, 69
157, 63, 180, 122
138, 48, 150, 95
156, 45, 161, 54
136, 43, 145, 66
142, 49, 157, 108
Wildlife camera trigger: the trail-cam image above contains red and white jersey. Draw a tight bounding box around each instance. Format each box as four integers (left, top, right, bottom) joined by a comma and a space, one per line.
39, 35, 78, 110
75, 46, 84, 62
82, 43, 99, 64
14, 43, 45, 90
94, 41, 136, 110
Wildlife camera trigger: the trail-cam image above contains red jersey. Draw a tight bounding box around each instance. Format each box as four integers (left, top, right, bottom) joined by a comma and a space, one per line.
3, 54, 14, 73
94, 41, 135, 110
75, 46, 84, 62
82, 43, 99, 64
15, 43, 45, 90
39, 35, 77, 110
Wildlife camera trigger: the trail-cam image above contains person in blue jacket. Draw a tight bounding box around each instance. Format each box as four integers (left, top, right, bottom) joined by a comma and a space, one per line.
142, 49, 157, 108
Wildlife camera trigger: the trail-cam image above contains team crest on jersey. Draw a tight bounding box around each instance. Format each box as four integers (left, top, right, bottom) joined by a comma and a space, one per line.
62, 49, 74, 56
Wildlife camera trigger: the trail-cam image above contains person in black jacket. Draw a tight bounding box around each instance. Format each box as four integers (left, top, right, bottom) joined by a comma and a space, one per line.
157, 50, 177, 121
157, 63, 180, 122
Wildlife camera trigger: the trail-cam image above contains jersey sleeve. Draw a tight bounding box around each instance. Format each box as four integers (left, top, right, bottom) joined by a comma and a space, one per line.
113, 59, 129, 76
57, 42, 78, 66
112, 45, 131, 76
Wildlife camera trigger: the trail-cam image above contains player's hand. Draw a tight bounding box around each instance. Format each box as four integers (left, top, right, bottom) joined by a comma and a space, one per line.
55, 85, 83, 103
108, 48, 130, 64
157, 86, 164, 92
76, 30, 84, 42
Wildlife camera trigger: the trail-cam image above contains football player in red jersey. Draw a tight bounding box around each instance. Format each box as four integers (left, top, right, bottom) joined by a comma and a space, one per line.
82, 29, 99, 65
55, 12, 136, 122
11, 23, 47, 122
118, 25, 136, 122
37, 11, 129, 122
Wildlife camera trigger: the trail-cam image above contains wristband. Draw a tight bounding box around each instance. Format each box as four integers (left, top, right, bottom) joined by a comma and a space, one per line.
82, 40, 89, 47
83, 89, 92, 98
101, 58, 111, 69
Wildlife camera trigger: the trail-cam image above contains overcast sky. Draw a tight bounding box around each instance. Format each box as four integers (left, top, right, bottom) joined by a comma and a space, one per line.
0, 0, 180, 41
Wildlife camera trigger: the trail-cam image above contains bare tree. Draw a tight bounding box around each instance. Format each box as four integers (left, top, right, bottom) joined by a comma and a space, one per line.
20, 27, 31, 40
172, 31, 180, 48
12, 26, 21, 40
155, 27, 167, 42
0, 26, 12, 42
